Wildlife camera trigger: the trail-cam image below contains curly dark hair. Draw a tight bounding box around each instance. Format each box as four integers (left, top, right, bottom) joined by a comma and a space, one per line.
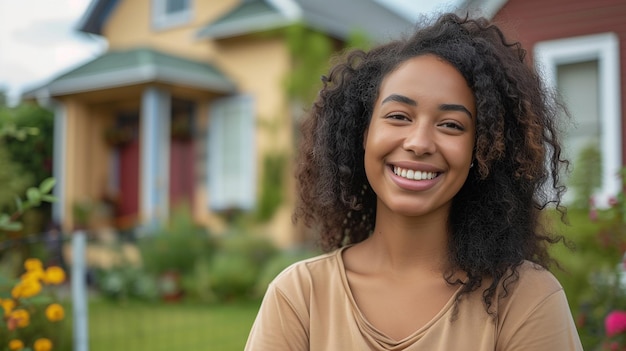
294, 13, 569, 313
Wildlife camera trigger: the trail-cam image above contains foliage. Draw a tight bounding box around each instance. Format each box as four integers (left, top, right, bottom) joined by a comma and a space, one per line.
558, 167, 626, 350
137, 207, 216, 276
255, 154, 287, 222
569, 142, 602, 209
283, 23, 335, 104
0, 178, 56, 235
208, 229, 278, 301
0, 103, 55, 239
0, 102, 54, 187
0, 147, 33, 216
0, 258, 69, 351
283, 23, 372, 105
93, 266, 158, 302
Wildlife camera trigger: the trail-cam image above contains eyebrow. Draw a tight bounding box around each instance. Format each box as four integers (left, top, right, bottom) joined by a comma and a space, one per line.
381, 94, 417, 106
381, 93, 473, 120
439, 103, 473, 120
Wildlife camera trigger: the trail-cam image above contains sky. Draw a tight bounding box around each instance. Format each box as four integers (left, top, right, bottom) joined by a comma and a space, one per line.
0, 0, 460, 103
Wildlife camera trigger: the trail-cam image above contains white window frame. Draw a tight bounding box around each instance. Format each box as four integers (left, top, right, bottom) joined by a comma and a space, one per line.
152, 0, 192, 30
207, 94, 256, 212
534, 33, 622, 206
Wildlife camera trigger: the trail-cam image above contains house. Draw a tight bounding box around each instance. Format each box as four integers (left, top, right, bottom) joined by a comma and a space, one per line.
460, 0, 625, 205
25, 0, 414, 246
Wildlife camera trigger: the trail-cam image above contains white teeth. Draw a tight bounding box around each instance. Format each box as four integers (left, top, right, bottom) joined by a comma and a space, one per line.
393, 166, 437, 181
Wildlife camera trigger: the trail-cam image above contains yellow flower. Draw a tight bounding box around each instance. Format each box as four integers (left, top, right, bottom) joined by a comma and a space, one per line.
21, 268, 45, 282
9, 309, 30, 328
11, 278, 42, 299
33, 338, 52, 351
8, 339, 24, 351
43, 266, 66, 285
24, 258, 43, 272
45, 303, 65, 322
0, 298, 16, 316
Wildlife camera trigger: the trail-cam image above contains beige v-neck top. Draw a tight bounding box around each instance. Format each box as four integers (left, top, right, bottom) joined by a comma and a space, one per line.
244, 248, 583, 351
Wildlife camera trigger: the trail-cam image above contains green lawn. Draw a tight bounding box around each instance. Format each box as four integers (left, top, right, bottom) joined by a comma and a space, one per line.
88, 299, 260, 351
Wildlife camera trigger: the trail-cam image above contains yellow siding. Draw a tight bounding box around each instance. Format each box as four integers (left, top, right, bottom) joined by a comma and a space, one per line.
62, 98, 112, 230
103, 0, 237, 60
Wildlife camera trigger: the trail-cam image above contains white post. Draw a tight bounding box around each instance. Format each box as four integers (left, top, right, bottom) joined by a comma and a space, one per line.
140, 86, 171, 230
71, 231, 89, 351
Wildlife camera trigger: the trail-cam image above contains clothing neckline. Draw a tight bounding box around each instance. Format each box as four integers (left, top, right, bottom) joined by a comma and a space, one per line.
334, 246, 463, 347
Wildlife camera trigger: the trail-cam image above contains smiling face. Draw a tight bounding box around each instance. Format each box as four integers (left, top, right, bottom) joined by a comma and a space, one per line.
363, 55, 476, 219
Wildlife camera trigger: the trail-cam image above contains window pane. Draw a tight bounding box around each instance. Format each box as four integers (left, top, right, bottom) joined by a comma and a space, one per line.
208, 95, 256, 211
166, 0, 188, 14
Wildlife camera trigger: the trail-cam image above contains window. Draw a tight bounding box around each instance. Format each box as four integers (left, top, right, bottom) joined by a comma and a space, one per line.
535, 33, 622, 206
152, 0, 192, 29
207, 95, 256, 211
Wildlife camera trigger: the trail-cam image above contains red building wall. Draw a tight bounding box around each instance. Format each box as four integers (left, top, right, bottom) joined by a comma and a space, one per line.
492, 0, 626, 163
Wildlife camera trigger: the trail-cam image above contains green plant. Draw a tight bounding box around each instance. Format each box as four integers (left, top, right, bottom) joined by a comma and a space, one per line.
209, 230, 277, 301
255, 153, 287, 222
138, 207, 215, 275
569, 142, 602, 210
561, 167, 626, 350
136, 207, 216, 301
0, 178, 56, 235
94, 266, 159, 302
0, 102, 54, 187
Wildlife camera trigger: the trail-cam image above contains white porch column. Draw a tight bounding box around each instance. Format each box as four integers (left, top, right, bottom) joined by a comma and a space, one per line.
140, 86, 171, 229
51, 103, 66, 225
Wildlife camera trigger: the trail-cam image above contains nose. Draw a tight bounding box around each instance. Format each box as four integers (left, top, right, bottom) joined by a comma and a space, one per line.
402, 121, 436, 156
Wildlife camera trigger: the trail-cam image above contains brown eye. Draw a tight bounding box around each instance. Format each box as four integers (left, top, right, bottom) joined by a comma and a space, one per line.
439, 122, 464, 131
386, 114, 410, 121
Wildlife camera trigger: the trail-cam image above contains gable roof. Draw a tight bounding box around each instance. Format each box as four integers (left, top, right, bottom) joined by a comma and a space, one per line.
456, 0, 508, 19
78, 0, 414, 42
24, 47, 236, 98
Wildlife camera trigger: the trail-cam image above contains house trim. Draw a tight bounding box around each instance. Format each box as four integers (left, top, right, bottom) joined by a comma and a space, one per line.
534, 32, 622, 204
52, 103, 67, 225
196, 12, 292, 40
41, 65, 235, 97
140, 87, 171, 229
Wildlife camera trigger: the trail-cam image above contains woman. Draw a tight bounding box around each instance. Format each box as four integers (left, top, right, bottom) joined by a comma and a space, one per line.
245, 13, 583, 350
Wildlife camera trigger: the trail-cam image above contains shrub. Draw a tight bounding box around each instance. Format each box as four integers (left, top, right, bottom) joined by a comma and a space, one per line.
138, 207, 216, 276
209, 230, 278, 302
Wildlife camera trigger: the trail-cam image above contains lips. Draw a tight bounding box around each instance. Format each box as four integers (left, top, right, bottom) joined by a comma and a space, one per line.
387, 163, 442, 192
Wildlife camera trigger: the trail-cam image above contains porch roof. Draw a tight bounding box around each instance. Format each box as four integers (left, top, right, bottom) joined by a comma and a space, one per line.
24, 47, 237, 99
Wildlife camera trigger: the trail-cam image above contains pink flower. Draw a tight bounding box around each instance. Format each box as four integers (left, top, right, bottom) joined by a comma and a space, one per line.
605, 311, 626, 337
609, 196, 619, 207
590, 208, 598, 222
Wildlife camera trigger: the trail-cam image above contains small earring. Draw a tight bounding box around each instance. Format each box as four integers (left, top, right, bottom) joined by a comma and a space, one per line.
470, 162, 474, 168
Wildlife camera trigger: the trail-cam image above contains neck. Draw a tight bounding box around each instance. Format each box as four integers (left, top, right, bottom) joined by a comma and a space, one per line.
363, 205, 451, 275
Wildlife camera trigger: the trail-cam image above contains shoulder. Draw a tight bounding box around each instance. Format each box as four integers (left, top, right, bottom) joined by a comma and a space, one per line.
496, 260, 563, 311
495, 261, 568, 334
513, 260, 562, 289
506, 260, 563, 299
493, 262, 583, 349
269, 249, 343, 296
